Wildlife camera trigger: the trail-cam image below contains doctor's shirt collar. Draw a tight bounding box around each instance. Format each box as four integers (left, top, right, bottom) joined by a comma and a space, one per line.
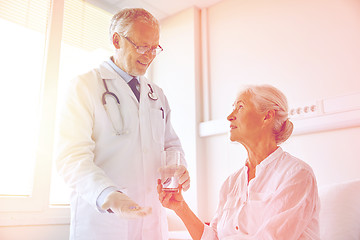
106, 57, 139, 84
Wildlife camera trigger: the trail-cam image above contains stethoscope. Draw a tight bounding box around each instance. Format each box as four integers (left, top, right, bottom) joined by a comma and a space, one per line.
147, 83, 158, 101
102, 79, 158, 135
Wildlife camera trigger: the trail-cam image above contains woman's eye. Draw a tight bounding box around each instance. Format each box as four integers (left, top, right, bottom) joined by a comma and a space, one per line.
232, 105, 242, 112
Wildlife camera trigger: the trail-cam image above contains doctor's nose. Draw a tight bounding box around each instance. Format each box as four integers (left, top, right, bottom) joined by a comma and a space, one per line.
142, 50, 155, 60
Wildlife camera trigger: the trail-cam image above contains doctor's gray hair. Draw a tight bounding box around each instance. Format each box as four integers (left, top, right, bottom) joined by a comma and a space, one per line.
109, 8, 160, 40
240, 84, 294, 144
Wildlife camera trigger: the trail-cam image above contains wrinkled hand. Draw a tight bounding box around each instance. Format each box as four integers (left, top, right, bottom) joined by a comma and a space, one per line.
175, 165, 190, 191
159, 165, 190, 191
157, 179, 185, 213
101, 191, 152, 219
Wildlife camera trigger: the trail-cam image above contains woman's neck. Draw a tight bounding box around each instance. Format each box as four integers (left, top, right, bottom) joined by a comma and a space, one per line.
245, 140, 278, 170
245, 141, 277, 184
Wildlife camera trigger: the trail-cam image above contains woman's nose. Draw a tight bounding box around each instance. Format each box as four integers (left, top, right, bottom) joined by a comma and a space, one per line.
227, 112, 236, 121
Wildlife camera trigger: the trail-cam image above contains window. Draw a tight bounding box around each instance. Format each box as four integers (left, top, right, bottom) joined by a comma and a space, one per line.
0, 0, 112, 224
0, 0, 50, 200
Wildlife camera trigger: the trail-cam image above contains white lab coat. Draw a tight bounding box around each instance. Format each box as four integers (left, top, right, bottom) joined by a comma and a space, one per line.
55, 61, 185, 240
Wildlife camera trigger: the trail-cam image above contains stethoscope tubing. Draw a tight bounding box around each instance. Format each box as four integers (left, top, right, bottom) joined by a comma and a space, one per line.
102, 79, 121, 105
101, 78, 160, 135
102, 79, 158, 103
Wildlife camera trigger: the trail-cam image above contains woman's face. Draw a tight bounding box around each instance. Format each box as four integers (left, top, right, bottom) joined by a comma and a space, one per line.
227, 92, 266, 144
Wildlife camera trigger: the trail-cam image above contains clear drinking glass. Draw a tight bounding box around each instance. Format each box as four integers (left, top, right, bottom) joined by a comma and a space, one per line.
161, 150, 181, 192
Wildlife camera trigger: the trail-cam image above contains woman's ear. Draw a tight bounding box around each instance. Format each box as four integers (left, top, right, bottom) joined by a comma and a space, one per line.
112, 33, 121, 49
264, 109, 275, 122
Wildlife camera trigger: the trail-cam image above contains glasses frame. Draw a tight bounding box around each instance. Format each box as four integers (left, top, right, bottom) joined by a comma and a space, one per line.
120, 34, 163, 56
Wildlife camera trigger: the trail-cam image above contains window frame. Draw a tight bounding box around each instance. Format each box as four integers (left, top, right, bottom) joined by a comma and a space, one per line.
0, 0, 68, 225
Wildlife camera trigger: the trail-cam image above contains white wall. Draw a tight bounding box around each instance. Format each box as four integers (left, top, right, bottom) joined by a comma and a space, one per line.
151, 7, 202, 231
197, 0, 360, 222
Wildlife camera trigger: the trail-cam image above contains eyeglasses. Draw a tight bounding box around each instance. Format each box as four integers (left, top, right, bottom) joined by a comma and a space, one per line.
121, 34, 163, 56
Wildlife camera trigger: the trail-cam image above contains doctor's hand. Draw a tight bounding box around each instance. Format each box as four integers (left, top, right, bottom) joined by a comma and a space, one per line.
157, 179, 185, 213
101, 191, 152, 219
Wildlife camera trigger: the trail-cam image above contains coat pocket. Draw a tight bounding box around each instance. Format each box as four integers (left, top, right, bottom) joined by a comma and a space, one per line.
150, 108, 165, 145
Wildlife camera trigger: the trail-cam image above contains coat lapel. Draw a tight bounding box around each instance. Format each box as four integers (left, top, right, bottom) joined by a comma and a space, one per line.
98, 61, 139, 104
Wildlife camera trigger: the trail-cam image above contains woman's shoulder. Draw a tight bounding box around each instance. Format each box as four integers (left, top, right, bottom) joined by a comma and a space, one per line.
278, 151, 316, 178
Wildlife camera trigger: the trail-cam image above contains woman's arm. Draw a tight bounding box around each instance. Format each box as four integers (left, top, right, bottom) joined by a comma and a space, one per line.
157, 180, 204, 240
175, 202, 204, 240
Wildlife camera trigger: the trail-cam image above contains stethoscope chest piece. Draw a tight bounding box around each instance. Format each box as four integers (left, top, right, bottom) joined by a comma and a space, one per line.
147, 84, 158, 101
148, 91, 158, 101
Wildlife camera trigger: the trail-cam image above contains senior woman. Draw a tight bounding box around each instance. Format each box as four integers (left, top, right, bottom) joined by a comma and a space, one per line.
157, 84, 320, 240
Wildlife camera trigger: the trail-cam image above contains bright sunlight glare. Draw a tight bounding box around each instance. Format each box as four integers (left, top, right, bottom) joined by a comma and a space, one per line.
0, 19, 43, 196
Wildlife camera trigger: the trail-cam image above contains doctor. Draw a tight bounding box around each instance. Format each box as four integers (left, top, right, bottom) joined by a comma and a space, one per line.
55, 8, 190, 240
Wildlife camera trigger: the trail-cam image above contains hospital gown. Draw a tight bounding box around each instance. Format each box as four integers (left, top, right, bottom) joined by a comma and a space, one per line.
201, 147, 320, 240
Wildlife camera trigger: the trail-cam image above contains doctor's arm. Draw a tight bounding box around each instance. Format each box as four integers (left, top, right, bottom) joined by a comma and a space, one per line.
55, 75, 147, 215
54, 76, 114, 208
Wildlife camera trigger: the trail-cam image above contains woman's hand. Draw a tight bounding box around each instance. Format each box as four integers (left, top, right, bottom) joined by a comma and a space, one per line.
157, 179, 185, 213
157, 179, 205, 240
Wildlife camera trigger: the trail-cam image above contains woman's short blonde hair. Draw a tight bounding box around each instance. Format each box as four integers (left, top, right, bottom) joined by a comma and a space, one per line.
239, 84, 294, 144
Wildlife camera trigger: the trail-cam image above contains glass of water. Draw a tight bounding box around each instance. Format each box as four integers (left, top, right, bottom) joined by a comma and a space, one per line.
160, 150, 181, 192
